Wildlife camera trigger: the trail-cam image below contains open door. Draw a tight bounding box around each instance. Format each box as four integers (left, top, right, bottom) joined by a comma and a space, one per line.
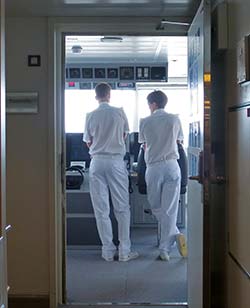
187, 1, 211, 308
0, 0, 8, 307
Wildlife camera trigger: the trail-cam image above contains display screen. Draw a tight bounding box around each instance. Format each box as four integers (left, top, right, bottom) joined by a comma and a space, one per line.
107, 68, 118, 79
79, 82, 92, 89
136, 66, 150, 80
117, 82, 135, 89
82, 68, 93, 79
94, 68, 106, 79
69, 68, 81, 79
150, 66, 167, 80
120, 67, 134, 80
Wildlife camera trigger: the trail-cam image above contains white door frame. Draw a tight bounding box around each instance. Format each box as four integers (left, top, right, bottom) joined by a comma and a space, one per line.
0, 0, 8, 306
48, 17, 190, 308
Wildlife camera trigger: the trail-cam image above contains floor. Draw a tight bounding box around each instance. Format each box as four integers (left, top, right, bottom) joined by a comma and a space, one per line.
66, 228, 187, 305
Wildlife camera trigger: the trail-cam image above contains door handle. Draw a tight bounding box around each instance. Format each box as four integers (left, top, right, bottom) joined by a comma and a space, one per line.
190, 175, 226, 184
5, 225, 12, 233
189, 175, 200, 181
189, 150, 226, 185
210, 175, 226, 184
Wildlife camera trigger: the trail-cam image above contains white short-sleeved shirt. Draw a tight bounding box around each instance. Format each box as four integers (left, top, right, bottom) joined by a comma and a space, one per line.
83, 102, 129, 157
139, 109, 184, 165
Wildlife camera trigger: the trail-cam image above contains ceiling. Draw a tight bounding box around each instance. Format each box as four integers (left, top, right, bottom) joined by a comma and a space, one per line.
6, 0, 194, 78
6, 0, 200, 19
66, 35, 187, 77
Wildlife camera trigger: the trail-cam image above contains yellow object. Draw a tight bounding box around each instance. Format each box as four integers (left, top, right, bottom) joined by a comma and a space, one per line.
176, 233, 188, 258
204, 73, 211, 82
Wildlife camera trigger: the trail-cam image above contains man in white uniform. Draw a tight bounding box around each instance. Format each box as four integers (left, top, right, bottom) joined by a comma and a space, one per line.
139, 90, 187, 261
84, 82, 139, 262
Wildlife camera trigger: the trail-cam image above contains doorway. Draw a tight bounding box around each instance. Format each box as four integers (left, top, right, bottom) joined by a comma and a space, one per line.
64, 35, 189, 304
49, 2, 210, 308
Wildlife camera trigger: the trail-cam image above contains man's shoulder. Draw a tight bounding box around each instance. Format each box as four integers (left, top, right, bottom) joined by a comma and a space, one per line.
86, 110, 95, 119
110, 105, 124, 113
88, 106, 125, 119
141, 114, 152, 122
139, 116, 153, 132
109, 106, 128, 119
162, 112, 180, 122
170, 113, 181, 123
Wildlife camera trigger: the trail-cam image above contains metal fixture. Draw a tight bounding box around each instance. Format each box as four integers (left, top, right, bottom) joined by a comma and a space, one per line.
100, 36, 123, 43
71, 45, 83, 53
156, 19, 190, 30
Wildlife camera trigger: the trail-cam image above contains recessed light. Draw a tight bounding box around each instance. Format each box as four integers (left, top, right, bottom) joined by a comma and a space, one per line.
64, 0, 100, 4
64, 0, 149, 3
100, 36, 123, 43
71, 45, 83, 53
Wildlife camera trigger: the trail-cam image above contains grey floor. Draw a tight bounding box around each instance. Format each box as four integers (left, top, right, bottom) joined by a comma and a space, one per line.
66, 228, 187, 304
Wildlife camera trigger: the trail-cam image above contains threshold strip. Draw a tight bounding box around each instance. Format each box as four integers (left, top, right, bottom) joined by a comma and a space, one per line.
65, 302, 188, 306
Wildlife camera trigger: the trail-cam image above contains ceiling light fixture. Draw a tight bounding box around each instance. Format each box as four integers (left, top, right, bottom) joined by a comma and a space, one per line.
64, 0, 100, 4
64, 0, 149, 3
161, 20, 190, 26
71, 45, 83, 53
100, 36, 123, 43
108, 0, 149, 3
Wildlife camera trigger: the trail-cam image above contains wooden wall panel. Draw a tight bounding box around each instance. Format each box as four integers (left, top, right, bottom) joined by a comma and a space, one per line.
228, 109, 250, 274
228, 256, 250, 308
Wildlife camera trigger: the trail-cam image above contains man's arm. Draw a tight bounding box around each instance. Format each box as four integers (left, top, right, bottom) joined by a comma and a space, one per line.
138, 118, 146, 142
138, 118, 147, 150
120, 108, 129, 139
83, 113, 93, 147
176, 116, 184, 144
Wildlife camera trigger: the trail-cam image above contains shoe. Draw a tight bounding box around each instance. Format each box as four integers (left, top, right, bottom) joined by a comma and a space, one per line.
176, 233, 188, 257
102, 255, 114, 262
159, 251, 170, 261
119, 251, 139, 262
102, 253, 116, 262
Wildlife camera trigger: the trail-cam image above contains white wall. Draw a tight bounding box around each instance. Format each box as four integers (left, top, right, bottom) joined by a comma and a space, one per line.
4, 2, 250, 304
4, 14, 186, 300
6, 17, 49, 295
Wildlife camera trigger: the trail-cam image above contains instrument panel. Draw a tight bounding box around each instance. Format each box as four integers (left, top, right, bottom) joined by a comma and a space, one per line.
65, 63, 168, 89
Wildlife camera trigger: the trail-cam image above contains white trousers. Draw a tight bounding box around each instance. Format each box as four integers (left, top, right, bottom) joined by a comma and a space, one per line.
145, 159, 181, 253
89, 156, 131, 258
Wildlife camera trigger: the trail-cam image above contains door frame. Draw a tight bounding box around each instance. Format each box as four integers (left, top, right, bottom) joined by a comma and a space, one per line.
48, 17, 206, 308
0, 0, 8, 306
187, 1, 212, 308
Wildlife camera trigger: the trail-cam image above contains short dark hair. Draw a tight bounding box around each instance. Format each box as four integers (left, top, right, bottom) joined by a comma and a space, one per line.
147, 90, 168, 108
95, 82, 111, 99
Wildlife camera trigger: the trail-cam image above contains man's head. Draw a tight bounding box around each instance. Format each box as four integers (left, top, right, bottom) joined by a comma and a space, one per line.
147, 90, 168, 113
95, 82, 111, 102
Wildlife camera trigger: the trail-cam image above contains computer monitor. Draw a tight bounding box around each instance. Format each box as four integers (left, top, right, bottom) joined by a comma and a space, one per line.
66, 133, 91, 168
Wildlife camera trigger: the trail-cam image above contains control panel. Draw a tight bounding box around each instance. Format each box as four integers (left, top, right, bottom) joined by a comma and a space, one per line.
65, 63, 168, 90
